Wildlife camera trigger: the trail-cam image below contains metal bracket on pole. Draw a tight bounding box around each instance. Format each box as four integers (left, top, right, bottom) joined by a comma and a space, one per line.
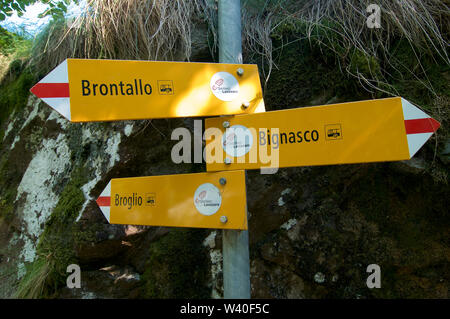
218, 0, 251, 299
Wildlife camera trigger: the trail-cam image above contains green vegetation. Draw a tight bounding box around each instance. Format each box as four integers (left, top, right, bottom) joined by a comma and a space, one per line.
0, 156, 18, 223
0, 0, 33, 20
0, 24, 34, 135
0, 62, 34, 138
14, 256, 53, 298
0, 0, 75, 21
0, 26, 24, 56
0, 0, 78, 80
0, 27, 32, 88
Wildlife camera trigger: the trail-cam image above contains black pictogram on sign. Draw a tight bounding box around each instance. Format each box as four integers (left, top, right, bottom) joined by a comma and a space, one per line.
325, 124, 343, 140
145, 193, 156, 206
158, 80, 174, 95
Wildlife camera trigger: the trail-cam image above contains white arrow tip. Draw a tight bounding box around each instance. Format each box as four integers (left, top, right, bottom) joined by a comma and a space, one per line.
41, 97, 71, 121
96, 181, 111, 223
401, 98, 441, 158
30, 60, 71, 121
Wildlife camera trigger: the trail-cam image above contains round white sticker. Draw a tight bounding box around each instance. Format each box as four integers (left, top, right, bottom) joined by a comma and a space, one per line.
194, 183, 222, 216
210, 72, 239, 101
222, 125, 253, 157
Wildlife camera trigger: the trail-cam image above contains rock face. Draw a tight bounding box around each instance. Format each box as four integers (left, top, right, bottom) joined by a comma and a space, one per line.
247, 165, 449, 298
58, 265, 142, 299
0, 17, 448, 299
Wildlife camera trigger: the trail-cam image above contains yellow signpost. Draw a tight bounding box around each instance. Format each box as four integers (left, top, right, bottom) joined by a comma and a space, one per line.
96, 170, 248, 230
30, 58, 265, 122
205, 97, 441, 171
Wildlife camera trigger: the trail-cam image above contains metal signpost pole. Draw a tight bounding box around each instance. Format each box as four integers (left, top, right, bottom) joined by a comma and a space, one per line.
218, 0, 251, 299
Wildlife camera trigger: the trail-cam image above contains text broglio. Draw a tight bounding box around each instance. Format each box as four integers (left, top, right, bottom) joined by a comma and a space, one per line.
115, 193, 143, 210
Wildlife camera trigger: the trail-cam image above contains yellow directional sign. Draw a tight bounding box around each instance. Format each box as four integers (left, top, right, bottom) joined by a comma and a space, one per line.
205, 97, 440, 171
30, 58, 265, 122
96, 171, 248, 230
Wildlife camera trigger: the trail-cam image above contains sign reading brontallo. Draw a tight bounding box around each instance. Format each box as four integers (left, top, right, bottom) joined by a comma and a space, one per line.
96, 170, 247, 230
81, 79, 153, 96
30, 59, 265, 122
205, 97, 441, 171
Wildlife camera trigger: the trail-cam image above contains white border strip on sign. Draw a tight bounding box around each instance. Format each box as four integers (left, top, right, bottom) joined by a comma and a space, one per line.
41, 97, 71, 121
402, 98, 430, 121
98, 181, 111, 223
407, 133, 433, 159
401, 98, 434, 158
40, 60, 69, 83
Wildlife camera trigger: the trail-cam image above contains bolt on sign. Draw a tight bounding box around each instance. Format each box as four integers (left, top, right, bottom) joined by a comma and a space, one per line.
204, 97, 441, 172
96, 170, 248, 230
30, 59, 265, 122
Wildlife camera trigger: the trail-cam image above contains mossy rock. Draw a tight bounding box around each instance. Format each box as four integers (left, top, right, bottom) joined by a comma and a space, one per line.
0, 63, 35, 132
142, 228, 210, 298
15, 166, 88, 298
349, 49, 381, 79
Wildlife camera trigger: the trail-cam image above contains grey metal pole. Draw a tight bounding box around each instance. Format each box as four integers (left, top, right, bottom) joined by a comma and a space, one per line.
218, 0, 251, 299
218, 0, 243, 64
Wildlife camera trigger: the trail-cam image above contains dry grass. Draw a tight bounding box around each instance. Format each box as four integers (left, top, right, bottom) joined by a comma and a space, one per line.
29, 0, 449, 96
242, 6, 274, 87
284, 0, 448, 57
30, 0, 213, 72
15, 256, 52, 299
269, 0, 449, 95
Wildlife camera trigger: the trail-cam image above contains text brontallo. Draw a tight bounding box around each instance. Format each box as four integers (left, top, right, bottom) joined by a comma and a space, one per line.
81, 79, 152, 96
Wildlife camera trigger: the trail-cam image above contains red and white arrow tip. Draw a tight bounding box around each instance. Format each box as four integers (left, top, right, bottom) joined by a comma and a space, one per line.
30, 59, 71, 121
402, 98, 440, 158
96, 181, 111, 223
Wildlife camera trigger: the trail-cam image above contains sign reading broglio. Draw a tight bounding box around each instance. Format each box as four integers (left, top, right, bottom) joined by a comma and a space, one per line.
30, 58, 266, 122
96, 171, 248, 230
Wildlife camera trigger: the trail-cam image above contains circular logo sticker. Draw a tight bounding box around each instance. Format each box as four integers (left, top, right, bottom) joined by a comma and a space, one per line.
222, 125, 253, 157
210, 72, 239, 101
194, 183, 222, 216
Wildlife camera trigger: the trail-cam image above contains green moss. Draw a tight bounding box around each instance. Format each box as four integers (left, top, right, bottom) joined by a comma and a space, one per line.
15, 256, 52, 298
349, 49, 381, 79
0, 155, 17, 223
0, 191, 15, 223
72, 221, 103, 247
264, 22, 371, 110
267, 18, 449, 122
0, 27, 31, 57
388, 40, 450, 113
0, 63, 35, 134
141, 228, 210, 298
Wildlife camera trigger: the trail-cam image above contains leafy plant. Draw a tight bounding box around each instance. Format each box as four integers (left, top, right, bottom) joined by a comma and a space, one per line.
0, 0, 76, 21
0, 0, 33, 20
